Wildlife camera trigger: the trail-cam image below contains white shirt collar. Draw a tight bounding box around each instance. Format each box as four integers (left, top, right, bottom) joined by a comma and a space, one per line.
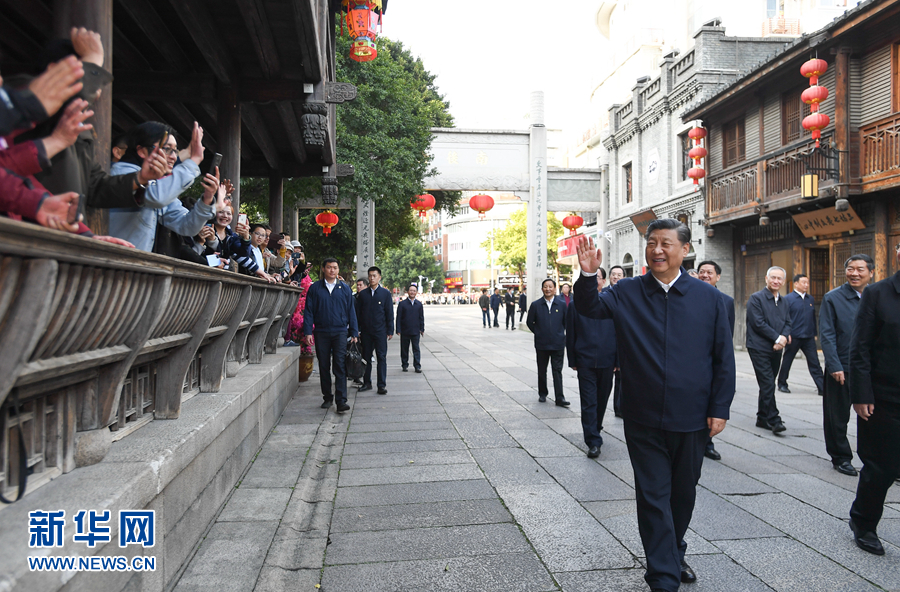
324, 277, 337, 293
653, 270, 682, 293
544, 297, 555, 310
794, 289, 806, 299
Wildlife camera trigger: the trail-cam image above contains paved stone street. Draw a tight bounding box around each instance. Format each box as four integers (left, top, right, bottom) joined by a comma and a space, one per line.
173, 305, 899, 592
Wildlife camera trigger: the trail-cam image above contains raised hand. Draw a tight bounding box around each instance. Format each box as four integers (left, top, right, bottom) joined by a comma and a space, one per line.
189, 121, 205, 164
43, 99, 93, 158
200, 166, 220, 205
28, 57, 84, 118
575, 235, 603, 274
139, 146, 170, 185
70, 27, 104, 67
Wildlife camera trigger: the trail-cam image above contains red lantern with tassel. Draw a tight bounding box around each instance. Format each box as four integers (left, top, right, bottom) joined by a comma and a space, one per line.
800, 58, 828, 86
689, 146, 708, 162
411, 193, 436, 219
801, 86, 829, 112
343, 0, 383, 62
562, 215, 584, 236
687, 126, 707, 185
468, 194, 494, 219
688, 127, 707, 142
315, 210, 339, 236
802, 112, 831, 147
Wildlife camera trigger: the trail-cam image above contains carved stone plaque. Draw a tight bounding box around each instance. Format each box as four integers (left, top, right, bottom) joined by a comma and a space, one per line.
321, 177, 338, 205
336, 163, 355, 177
325, 82, 358, 104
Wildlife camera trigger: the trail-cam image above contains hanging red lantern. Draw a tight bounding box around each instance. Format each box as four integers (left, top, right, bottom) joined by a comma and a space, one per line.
342, 0, 383, 62
801, 86, 829, 112
688, 146, 708, 163
800, 58, 828, 86
802, 112, 831, 147
411, 193, 436, 218
315, 210, 339, 236
686, 126, 707, 185
468, 194, 494, 219
687, 167, 706, 185
562, 215, 584, 236
688, 127, 707, 142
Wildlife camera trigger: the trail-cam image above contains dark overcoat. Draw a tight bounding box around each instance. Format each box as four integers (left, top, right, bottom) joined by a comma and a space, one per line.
850, 271, 900, 406
396, 297, 425, 336
525, 296, 567, 351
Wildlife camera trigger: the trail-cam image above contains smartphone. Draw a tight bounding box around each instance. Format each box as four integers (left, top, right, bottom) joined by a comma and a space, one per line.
207, 152, 222, 176
238, 213, 248, 226
67, 195, 81, 225
206, 254, 221, 267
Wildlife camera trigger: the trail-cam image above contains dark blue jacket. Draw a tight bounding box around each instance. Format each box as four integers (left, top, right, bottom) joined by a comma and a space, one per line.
525, 296, 567, 351
396, 297, 425, 336
850, 272, 900, 406
566, 295, 616, 369
518, 293, 527, 311
490, 293, 501, 310
574, 270, 735, 432
303, 279, 358, 337
745, 289, 792, 351
719, 290, 735, 335
785, 291, 817, 339
819, 282, 860, 373
357, 285, 394, 336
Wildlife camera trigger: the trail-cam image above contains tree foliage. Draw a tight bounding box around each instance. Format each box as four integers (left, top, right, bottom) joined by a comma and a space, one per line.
378, 237, 444, 292
240, 33, 459, 275
481, 206, 565, 281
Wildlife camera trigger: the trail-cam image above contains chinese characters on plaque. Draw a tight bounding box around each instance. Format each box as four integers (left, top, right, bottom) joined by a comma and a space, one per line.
791, 205, 866, 238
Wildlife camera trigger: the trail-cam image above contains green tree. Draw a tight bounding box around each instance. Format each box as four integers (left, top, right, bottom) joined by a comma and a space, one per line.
240, 33, 460, 275
482, 206, 566, 283
379, 237, 444, 293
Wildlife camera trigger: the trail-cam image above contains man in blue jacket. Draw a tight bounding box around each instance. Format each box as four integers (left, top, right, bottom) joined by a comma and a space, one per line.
357, 266, 394, 394
820, 254, 873, 477
490, 288, 501, 327
396, 284, 425, 373
575, 219, 735, 592
303, 258, 358, 413
566, 267, 615, 458
526, 279, 569, 406
746, 267, 792, 434
777, 274, 825, 396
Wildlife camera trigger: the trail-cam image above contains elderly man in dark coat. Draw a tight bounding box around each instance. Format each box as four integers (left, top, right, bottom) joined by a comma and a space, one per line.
575, 219, 735, 592
526, 279, 569, 406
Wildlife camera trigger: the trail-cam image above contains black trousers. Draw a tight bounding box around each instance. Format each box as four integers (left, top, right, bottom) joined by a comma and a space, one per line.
624, 419, 707, 592
850, 401, 900, 534
492, 307, 500, 326
777, 336, 824, 392
361, 332, 388, 388
748, 347, 783, 425
313, 331, 347, 404
505, 305, 516, 328
823, 369, 853, 465
400, 334, 421, 370
577, 366, 614, 448
536, 349, 564, 399
613, 369, 622, 416
518, 308, 526, 322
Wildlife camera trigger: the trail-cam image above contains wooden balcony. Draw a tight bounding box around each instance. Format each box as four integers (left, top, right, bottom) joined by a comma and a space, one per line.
860, 112, 900, 190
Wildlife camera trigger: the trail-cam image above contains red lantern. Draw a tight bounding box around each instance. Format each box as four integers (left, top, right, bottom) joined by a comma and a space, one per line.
688, 146, 708, 163
343, 0, 383, 62
801, 85, 829, 112
411, 193, 436, 218
562, 215, 584, 236
687, 167, 706, 185
468, 194, 494, 219
800, 58, 828, 86
686, 126, 707, 185
315, 210, 339, 236
802, 112, 831, 147
688, 127, 707, 141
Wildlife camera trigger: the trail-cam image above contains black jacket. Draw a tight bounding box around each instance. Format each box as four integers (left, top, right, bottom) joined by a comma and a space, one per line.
785, 291, 817, 339
396, 297, 425, 336
745, 289, 792, 351
357, 285, 394, 336
526, 296, 567, 351
504, 291, 517, 308
819, 283, 861, 373
574, 271, 735, 432
518, 293, 527, 311
850, 271, 900, 405
720, 291, 736, 336
566, 295, 616, 369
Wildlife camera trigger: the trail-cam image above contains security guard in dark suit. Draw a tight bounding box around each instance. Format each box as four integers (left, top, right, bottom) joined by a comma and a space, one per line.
777, 274, 825, 396
357, 266, 394, 394
566, 267, 616, 458
526, 279, 569, 406
575, 220, 735, 592
395, 284, 425, 372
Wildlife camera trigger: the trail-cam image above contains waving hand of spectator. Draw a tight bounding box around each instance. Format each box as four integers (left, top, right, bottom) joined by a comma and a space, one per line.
26, 56, 84, 119
41, 99, 93, 159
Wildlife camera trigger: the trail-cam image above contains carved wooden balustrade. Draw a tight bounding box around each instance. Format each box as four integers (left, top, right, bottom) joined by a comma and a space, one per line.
860, 112, 900, 185
0, 219, 300, 501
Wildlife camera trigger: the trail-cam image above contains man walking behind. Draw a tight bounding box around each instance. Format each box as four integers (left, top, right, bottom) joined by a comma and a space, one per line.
608, 265, 626, 417
303, 258, 358, 413
820, 254, 873, 477
566, 267, 615, 458
504, 286, 517, 330
777, 274, 825, 397
575, 219, 735, 592
518, 288, 527, 322
747, 267, 792, 435
357, 266, 394, 395
526, 279, 570, 407
490, 288, 501, 327
848, 244, 900, 556
396, 284, 425, 373
478, 289, 491, 328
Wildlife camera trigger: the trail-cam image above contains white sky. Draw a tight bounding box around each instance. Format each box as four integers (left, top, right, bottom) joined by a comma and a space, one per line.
382, 0, 600, 136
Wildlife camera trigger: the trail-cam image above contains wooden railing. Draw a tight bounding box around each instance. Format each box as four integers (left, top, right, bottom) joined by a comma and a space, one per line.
860, 112, 900, 181
708, 161, 758, 213
0, 218, 300, 501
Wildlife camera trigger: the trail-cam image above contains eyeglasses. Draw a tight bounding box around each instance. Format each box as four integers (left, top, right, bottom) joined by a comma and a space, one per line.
252, 232, 267, 238
154, 145, 178, 157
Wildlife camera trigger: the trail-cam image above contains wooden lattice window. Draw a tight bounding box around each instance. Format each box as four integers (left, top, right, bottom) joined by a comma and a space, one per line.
723, 118, 746, 169
680, 132, 692, 181
623, 163, 633, 203
782, 88, 811, 145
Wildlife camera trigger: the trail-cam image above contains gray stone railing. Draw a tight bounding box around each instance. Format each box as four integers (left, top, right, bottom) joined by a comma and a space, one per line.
0, 218, 300, 501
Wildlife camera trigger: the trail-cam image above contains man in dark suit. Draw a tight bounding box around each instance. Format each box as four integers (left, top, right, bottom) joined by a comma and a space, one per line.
357, 266, 394, 394
820, 254, 873, 477
777, 274, 825, 396
609, 265, 626, 418
567, 267, 615, 458
697, 260, 735, 462
490, 288, 501, 327
746, 267, 792, 434
518, 288, 527, 322
504, 286, 517, 330
351, 278, 368, 386
848, 244, 900, 557
526, 279, 569, 406
303, 258, 359, 413
575, 219, 735, 592
396, 284, 425, 373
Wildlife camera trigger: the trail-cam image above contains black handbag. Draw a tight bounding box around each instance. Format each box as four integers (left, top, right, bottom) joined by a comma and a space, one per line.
345, 341, 366, 380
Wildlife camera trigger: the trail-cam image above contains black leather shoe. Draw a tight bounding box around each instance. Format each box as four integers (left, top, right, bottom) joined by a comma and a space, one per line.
755, 418, 772, 429
320, 400, 333, 409
771, 421, 786, 434
555, 398, 570, 407
415, 368, 422, 373
704, 446, 721, 461
353, 379, 363, 386
402, 367, 408, 372
833, 461, 858, 476
681, 559, 697, 583
377, 387, 387, 395
850, 520, 885, 555
587, 446, 600, 459
777, 385, 791, 393
511, 327, 516, 330
538, 395, 547, 403
336, 402, 350, 413
818, 390, 824, 397
358, 384, 372, 392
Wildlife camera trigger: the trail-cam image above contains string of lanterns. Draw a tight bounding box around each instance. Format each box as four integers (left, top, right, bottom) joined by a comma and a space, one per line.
800, 57, 830, 147
687, 126, 707, 185
341, 0, 384, 62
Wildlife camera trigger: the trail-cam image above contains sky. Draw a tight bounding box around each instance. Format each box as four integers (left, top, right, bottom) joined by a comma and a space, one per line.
382, 0, 600, 137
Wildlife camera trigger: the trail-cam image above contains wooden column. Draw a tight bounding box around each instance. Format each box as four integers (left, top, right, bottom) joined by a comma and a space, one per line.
268, 170, 284, 233
218, 83, 242, 219
875, 199, 889, 282
835, 46, 852, 197
53, 0, 113, 235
